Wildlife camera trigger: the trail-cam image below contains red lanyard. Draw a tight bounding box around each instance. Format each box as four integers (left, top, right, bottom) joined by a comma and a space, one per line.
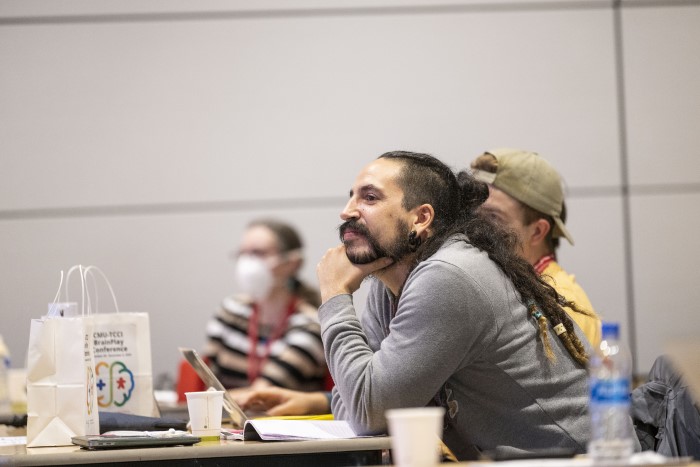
533, 254, 555, 275
247, 298, 298, 384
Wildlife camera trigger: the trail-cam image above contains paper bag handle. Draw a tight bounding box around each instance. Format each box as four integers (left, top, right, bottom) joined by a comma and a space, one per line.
47, 270, 65, 317
83, 265, 120, 314
48, 264, 88, 316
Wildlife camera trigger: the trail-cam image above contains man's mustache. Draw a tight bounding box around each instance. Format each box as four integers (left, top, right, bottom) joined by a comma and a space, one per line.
338, 220, 371, 241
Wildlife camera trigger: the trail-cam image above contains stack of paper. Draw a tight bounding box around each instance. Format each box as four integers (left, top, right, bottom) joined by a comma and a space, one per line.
242, 419, 364, 441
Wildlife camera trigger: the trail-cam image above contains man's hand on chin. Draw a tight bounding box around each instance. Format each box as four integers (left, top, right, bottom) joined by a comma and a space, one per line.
317, 245, 394, 303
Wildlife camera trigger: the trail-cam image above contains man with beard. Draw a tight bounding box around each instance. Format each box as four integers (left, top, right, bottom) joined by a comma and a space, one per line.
315, 150, 595, 460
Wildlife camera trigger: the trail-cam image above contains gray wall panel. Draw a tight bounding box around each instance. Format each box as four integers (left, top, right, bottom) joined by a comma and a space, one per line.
623, 6, 700, 186
630, 193, 700, 371
1, 0, 698, 382
1, 7, 618, 211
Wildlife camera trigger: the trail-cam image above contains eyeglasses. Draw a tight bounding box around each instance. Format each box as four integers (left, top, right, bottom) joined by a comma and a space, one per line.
228, 248, 281, 262
228, 248, 303, 263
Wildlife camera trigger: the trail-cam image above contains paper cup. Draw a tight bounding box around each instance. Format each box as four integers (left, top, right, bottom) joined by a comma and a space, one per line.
386, 406, 445, 467
185, 390, 224, 440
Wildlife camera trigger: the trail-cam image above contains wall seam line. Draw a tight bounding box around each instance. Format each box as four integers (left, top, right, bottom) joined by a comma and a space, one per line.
613, 0, 639, 375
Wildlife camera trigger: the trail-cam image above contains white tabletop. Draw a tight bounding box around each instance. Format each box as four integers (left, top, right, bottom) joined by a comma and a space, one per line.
0, 436, 392, 466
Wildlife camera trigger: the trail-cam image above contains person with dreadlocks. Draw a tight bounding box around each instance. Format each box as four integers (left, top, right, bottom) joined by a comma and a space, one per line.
316, 150, 598, 459
470, 148, 602, 347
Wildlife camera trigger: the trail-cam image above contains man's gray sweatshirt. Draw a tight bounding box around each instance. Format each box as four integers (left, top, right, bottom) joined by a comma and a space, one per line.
319, 235, 590, 459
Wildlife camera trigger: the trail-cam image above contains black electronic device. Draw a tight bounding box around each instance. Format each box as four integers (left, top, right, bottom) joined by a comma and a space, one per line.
71, 432, 201, 450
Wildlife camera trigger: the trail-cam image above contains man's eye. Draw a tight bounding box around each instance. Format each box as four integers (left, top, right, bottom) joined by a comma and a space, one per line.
365, 194, 378, 201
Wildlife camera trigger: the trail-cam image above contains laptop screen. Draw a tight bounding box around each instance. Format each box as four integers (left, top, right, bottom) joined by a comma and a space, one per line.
178, 347, 248, 428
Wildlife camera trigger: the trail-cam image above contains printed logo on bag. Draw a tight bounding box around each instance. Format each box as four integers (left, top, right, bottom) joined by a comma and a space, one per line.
95, 361, 136, 408
93, 328, 138, 408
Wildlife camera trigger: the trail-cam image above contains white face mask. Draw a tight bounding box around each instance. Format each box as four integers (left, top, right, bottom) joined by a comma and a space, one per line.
233, 254, 275, 301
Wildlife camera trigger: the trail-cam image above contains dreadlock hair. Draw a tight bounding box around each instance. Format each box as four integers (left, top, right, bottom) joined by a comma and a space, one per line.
378, 151, 589, 366
469, 153, 595, 323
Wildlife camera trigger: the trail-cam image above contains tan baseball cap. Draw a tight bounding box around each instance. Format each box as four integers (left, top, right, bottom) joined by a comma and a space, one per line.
471, 148, 574, 245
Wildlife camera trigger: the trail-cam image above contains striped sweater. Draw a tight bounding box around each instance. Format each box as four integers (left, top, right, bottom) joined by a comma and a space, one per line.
205, 295, 326, 391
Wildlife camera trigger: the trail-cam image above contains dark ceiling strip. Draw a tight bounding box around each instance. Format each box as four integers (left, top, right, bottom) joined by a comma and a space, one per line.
628, 183, 700, 195
622, 0, 700, 8
0, 197, 347, 221
1, 183, 698, 221
0, 2, 612, 26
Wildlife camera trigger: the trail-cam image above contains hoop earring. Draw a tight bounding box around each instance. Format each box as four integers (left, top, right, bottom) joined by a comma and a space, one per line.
408, 231, 422, 252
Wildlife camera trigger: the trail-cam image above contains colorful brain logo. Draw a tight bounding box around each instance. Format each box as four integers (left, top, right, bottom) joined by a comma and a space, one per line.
95, 361, 136, 408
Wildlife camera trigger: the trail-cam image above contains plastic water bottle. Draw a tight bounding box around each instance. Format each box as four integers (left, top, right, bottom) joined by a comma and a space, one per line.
0, 334, 10, 414
587, 322, 634, 463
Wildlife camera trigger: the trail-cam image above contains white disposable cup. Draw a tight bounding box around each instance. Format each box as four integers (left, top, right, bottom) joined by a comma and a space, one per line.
386, 406, 445, 467
185, 390, 224, 440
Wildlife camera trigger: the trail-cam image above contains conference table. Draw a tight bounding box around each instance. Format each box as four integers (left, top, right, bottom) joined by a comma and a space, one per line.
0, 436, 391, 466
3, 437, 699, 467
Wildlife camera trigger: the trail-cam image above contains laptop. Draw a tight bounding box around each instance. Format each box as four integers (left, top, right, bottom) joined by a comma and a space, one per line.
72, 432, 201, 450
178, 347, 249, 428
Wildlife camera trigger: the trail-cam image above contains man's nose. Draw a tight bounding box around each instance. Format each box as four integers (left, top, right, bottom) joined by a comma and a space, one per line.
340, 198, 358, 221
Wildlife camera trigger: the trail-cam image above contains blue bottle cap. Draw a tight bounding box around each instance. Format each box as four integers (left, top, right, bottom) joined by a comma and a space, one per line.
601, 322, 620, 339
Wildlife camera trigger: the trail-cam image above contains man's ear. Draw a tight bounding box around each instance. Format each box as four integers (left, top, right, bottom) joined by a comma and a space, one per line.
529, 218, 551, 245
412, 204, 435, 238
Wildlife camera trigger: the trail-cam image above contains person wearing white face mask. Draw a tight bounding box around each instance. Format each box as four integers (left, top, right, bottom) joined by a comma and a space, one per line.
204, 219, 326, 401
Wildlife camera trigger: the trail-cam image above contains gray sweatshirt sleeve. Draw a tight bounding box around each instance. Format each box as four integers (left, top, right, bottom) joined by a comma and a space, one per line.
319, 260, 496, 435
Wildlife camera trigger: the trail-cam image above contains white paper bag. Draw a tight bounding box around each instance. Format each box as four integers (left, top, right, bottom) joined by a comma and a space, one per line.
26, 268, 100, 447
84, 266, 158, 417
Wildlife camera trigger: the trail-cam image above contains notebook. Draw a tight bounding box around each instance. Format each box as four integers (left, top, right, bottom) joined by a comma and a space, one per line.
178, 347, 248, 428
242, 419, 360, 441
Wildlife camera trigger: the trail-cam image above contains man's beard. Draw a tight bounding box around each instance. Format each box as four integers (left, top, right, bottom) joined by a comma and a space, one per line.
338, 218, 413, 265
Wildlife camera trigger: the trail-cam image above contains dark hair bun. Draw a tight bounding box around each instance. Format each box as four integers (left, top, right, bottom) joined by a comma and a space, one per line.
457, 170, 489, 212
